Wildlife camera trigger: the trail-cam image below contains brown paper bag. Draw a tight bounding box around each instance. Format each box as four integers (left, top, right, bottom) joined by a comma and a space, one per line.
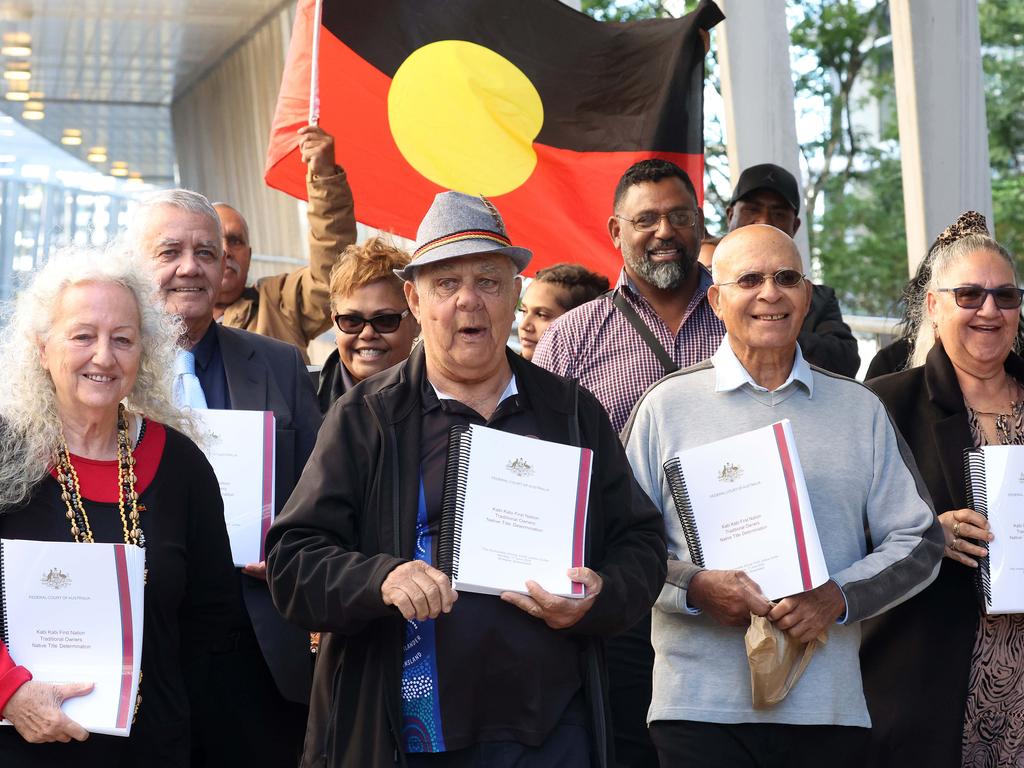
744, 613, 827, 708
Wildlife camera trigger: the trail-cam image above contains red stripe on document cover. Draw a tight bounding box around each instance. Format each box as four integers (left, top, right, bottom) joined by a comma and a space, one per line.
112, 544, 133, 730
571, 449, 593, 597
260, 412, 274, 561
772, 423, 813, 592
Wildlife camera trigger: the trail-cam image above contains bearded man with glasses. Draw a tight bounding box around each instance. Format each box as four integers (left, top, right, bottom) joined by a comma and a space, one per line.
533, 158, 725, 767
622, 223, 943, 767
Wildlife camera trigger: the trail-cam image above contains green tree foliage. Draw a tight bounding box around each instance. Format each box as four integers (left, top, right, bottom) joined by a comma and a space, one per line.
788, 0, 906, 316
581, 1, 1022, 317
979, 0, 1024, 259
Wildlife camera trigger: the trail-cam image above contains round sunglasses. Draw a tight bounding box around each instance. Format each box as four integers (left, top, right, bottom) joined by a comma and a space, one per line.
333, 309, 411, 335
717, 269, 805, 290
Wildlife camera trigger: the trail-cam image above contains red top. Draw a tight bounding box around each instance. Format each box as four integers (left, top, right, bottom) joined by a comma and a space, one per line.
47, 421, 166, 501
1, 421, 166, 715
0, 642, 32, 716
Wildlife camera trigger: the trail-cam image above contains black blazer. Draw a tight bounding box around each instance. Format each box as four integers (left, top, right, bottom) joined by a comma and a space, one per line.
217, 324, 323, 704
797, 283, 860, 377
861, 342, 1024, 768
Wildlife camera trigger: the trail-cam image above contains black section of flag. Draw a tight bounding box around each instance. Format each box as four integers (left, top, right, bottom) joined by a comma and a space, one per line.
321, 0, 723, 154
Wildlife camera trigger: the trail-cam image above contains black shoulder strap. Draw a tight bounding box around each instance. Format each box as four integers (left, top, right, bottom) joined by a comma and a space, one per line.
611, 290, 679, 376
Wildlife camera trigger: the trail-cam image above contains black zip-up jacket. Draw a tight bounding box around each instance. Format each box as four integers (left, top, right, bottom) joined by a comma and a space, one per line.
266, 344, 667, 768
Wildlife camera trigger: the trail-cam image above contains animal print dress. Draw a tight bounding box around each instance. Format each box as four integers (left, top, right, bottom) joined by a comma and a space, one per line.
961, 403, 1024, 767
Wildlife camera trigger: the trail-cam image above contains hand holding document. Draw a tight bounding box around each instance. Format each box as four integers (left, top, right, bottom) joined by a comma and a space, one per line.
664, 419, 828, 601
192, 409, 276, 567
438, 425, 592, 598
964, 445, 1024, 613
0, 539, 145, 736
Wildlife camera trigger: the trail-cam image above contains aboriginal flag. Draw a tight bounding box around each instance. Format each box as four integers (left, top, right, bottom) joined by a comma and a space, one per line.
265, 0, 724, 279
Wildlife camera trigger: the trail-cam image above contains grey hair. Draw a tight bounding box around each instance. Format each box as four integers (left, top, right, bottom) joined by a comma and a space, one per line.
128, 188, 223, 254
909, 234, 1017, 368
0, 243, 198, 511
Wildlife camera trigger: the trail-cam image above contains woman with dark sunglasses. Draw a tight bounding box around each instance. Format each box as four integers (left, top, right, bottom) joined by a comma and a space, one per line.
861, 212, 1024, 768
317, 237, 420, 412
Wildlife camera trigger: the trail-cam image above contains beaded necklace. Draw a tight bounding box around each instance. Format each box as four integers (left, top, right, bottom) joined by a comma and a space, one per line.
54, 403, 145, 719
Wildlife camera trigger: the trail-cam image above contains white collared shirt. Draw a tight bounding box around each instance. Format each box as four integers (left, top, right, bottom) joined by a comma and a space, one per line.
711, 334, 814, 397
431, 374, 519, 404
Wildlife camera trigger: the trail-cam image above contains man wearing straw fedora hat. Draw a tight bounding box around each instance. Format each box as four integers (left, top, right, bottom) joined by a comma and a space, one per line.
267, 190, 667, 768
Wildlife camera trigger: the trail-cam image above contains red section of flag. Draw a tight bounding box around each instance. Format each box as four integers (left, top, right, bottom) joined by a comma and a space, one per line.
266, 6, 706, 280
772, 423, 812, 593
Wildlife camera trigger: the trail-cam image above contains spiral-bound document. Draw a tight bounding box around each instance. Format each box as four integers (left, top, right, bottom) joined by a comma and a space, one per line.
663, 419, 828, 600
437, 424, 592, 598
0, 539, 145, 736
964, 445, 1024, 614
192, 409, 276, 567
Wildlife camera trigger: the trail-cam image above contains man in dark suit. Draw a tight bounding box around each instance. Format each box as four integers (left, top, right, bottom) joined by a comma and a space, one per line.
131, 188, 322, 765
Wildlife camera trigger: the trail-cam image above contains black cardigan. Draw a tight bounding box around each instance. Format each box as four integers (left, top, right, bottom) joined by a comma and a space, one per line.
861, 343, 1024, 768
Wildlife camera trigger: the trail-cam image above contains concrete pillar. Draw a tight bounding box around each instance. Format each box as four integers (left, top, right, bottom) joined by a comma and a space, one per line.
890, 0, 992, 275
717, 0, 810, 271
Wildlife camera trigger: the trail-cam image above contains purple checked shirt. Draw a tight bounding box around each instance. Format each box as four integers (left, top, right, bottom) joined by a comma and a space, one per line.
532, 266, 725, 433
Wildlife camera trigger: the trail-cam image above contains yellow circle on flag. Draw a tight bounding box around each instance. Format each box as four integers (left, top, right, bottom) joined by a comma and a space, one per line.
388, 40, 544, 197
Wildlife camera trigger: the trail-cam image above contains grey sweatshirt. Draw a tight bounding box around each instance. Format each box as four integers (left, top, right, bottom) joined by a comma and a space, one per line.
622, 348, 944, 728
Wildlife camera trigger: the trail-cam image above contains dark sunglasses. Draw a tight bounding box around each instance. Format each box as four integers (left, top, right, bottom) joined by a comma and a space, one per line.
935, 286, 1024, 310
717, 269, 805, 290
333, 309, 411, 335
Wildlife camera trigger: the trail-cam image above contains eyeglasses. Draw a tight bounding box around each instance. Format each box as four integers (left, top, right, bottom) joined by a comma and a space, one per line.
935, 286, 1024, 310
614, 210, 698, 232
333, 309, 411, 335
717, 269, 805, 290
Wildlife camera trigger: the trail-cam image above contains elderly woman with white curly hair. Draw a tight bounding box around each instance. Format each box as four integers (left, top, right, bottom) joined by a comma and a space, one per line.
0, 245, 237, 767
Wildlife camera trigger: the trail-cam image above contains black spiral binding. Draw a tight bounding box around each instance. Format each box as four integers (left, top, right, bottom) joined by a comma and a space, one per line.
0, 541, 8, 646
963, 448, 991, 607
663, 457, 705, 568
437, 425, 473, 581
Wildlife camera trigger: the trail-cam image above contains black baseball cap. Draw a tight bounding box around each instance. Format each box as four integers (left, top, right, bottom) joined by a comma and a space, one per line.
728, 163, 800, 214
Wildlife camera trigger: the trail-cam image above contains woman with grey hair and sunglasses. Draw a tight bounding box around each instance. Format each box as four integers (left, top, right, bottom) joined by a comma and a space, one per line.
862, 212, 1024, 768
0, 245, 236, 767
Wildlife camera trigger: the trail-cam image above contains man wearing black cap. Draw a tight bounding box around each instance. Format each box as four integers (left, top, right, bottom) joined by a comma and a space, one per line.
726, 163, 861, 377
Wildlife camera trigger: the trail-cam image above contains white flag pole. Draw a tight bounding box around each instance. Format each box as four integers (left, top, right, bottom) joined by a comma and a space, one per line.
308, 0, 324, 126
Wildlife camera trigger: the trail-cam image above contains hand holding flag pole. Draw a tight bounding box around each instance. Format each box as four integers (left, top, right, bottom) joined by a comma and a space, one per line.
308, 0, 324, 126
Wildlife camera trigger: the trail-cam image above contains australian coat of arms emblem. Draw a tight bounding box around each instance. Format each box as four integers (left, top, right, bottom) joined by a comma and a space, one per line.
718, 462, 743, 483
40, 567, 71, 590
506, 458, 535, 478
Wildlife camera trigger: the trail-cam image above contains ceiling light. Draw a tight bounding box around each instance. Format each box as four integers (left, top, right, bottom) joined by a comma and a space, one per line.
110, 167, 129, 177
21, 109, 43, 120
3, 65, 30, 81
87, 147, 107, 163
63, 128, 82, 137
60, 135, 82, 146
1, 46, 31, 56
24, 100, 43, 110
2, 33, 31, 44
111, 161, 128, 169
0, 154, 14, 163
4, 91, 28, 101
